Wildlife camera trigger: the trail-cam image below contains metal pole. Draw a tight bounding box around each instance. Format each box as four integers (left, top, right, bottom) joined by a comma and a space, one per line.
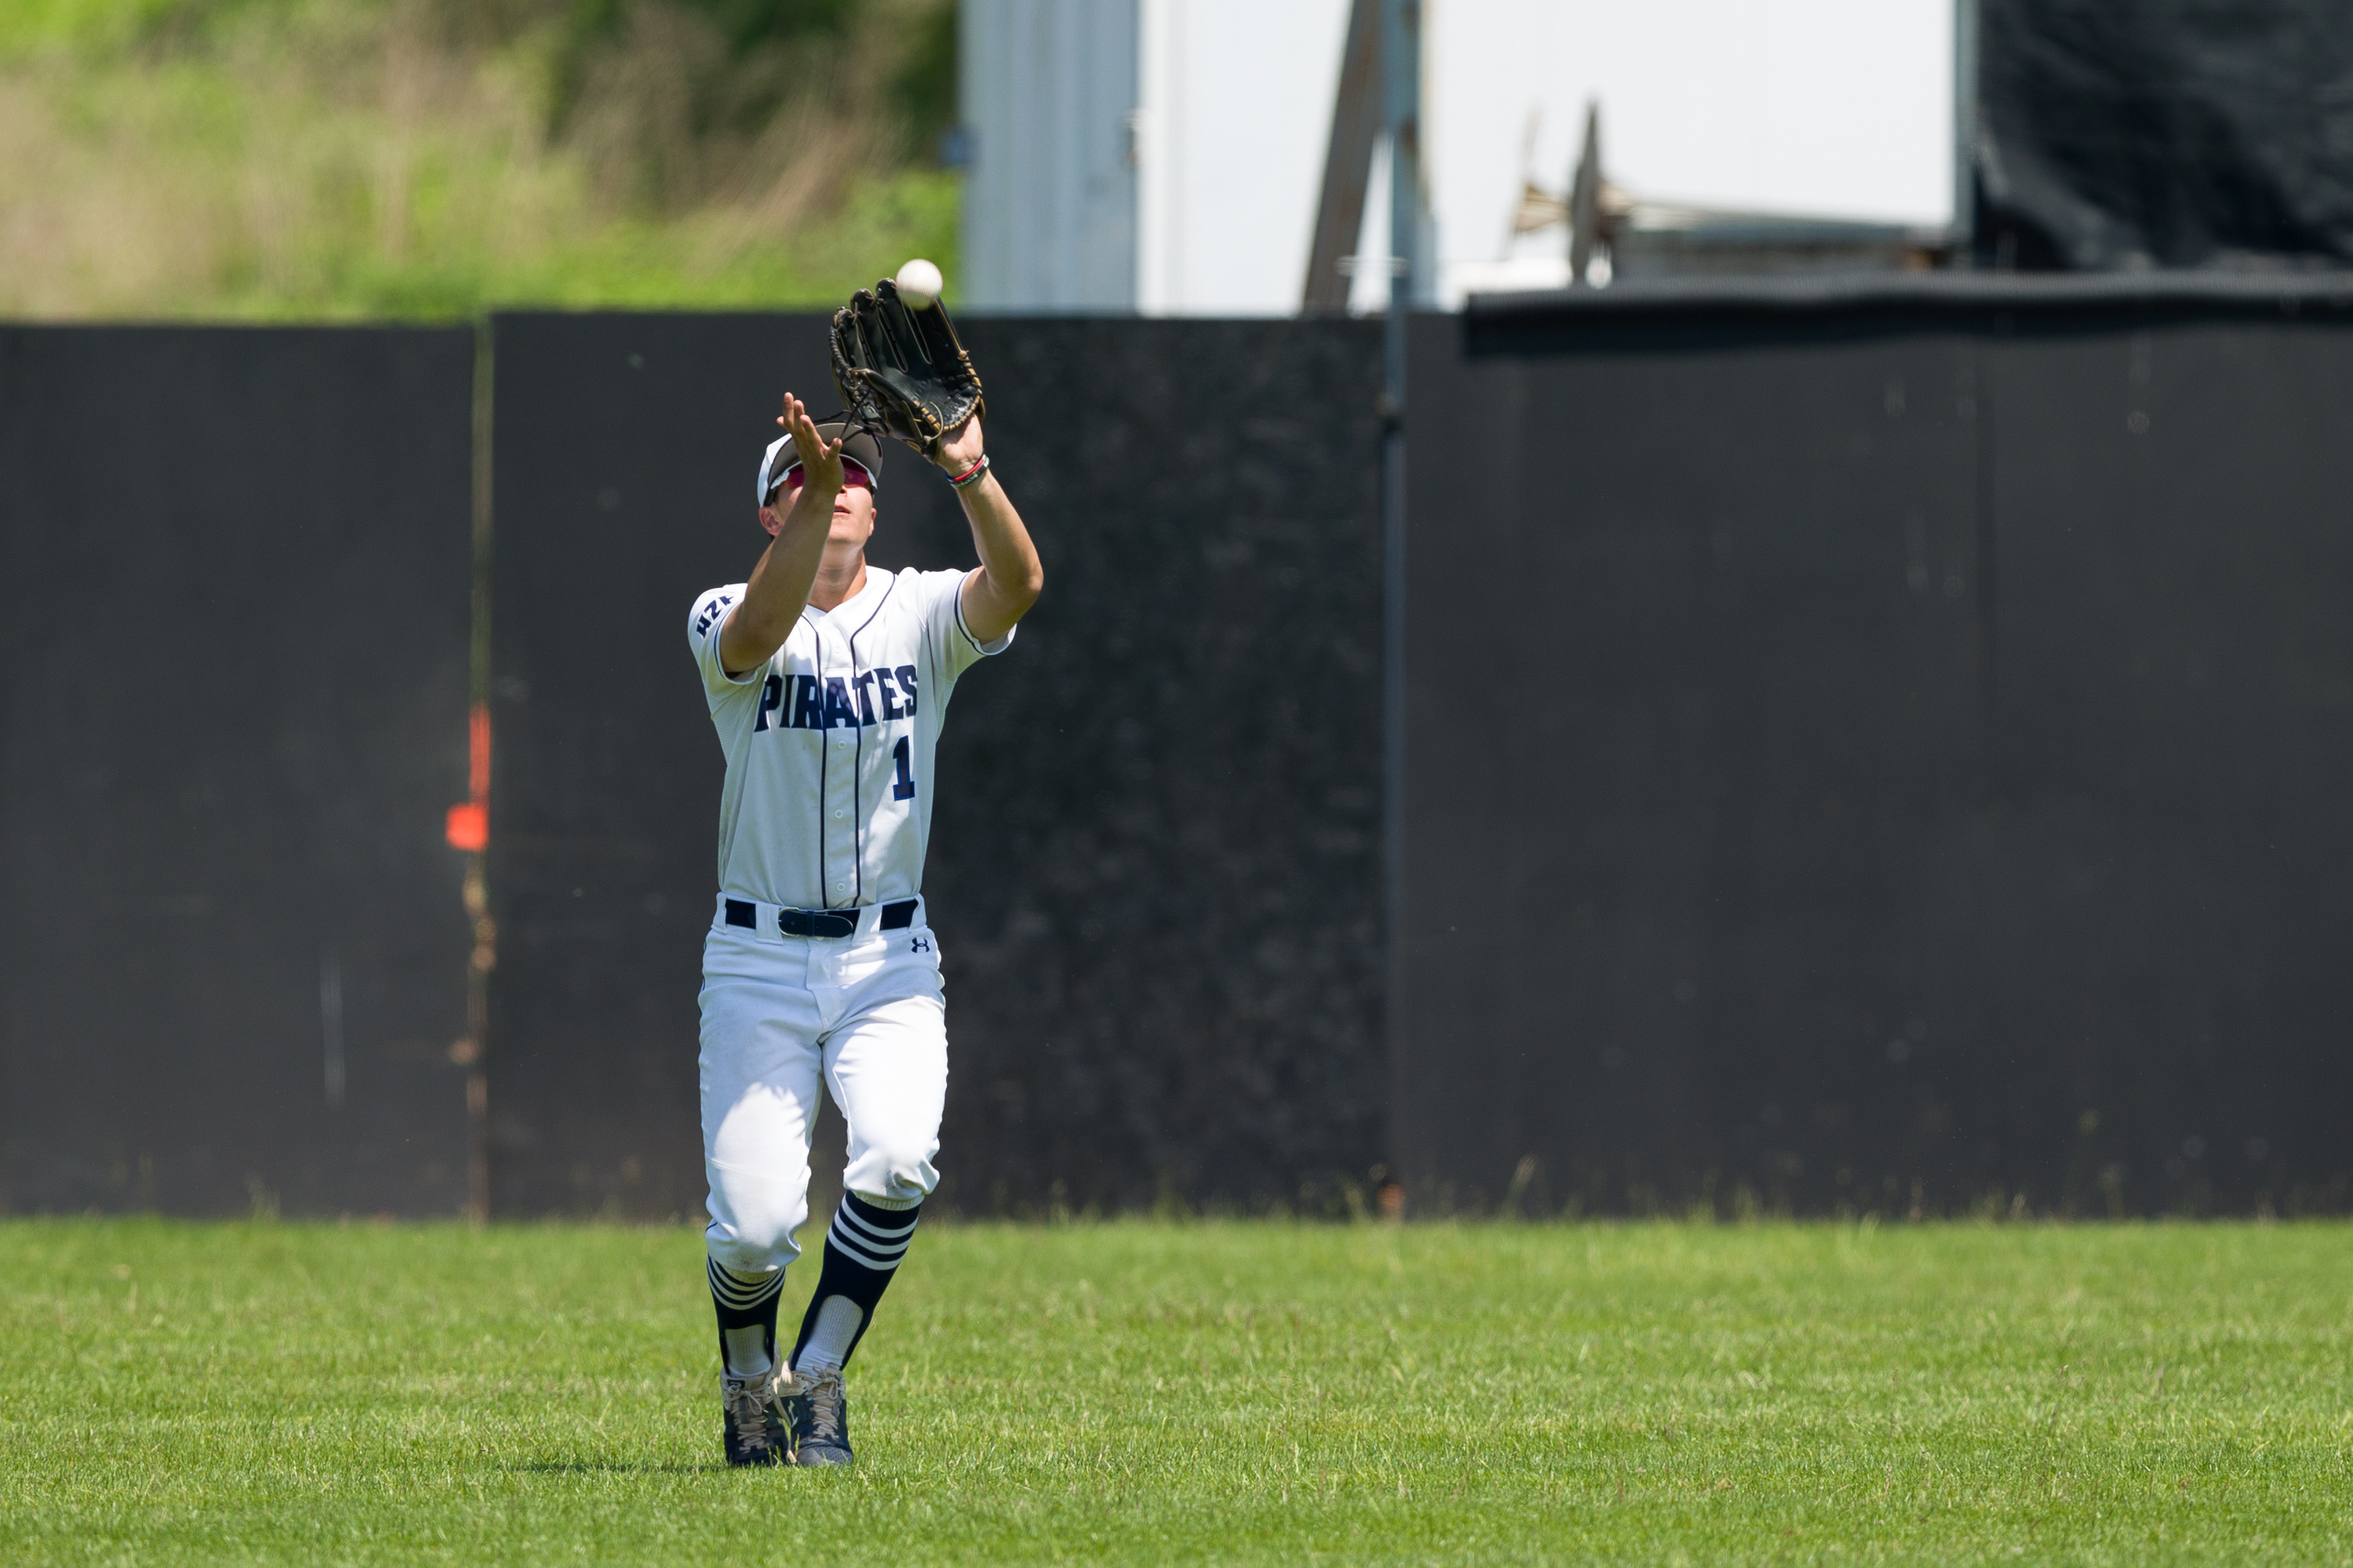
464, 319, 496, 1227
1568, 101, 1601, 286
1953, 0, 1980, 260
1380, 0, 1420, 1197
1302, 0, 1384, 314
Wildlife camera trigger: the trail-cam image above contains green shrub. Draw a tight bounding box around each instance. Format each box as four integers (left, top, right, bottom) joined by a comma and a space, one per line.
0, 0, 959, 319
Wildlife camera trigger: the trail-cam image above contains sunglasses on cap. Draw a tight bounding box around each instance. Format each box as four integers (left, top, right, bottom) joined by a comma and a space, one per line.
780, 457, 873, 493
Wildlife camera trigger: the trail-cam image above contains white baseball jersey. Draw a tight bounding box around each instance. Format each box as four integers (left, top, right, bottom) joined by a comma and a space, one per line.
689, 566, 1012, 910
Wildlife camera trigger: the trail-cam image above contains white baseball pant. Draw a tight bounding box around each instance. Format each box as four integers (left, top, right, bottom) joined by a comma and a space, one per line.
698, 894, 948, 1276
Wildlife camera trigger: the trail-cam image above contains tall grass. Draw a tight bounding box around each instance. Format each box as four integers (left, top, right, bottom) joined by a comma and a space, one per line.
0, 0, 958, 319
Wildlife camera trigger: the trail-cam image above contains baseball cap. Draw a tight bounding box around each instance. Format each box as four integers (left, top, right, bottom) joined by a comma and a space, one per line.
758, 417, 884, 506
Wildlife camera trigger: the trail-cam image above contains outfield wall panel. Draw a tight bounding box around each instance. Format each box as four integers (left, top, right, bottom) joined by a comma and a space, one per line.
1405, 288, 2353, 1215
0, 326, 475, 1217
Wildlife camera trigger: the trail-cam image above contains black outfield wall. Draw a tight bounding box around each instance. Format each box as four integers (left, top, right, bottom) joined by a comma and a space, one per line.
15, 296, 2345, 1219
1404, 278, 2353, 1216
484, 314, 1386, 1217
0, 327, 475, 1216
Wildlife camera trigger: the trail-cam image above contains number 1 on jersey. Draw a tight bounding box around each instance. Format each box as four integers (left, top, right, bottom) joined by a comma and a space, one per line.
891, 736, 916, 800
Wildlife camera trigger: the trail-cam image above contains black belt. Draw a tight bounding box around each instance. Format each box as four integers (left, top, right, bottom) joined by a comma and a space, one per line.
725, 898, 918, 939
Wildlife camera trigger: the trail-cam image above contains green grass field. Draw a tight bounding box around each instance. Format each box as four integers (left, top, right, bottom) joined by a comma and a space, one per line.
4, 1219, 2352, 1565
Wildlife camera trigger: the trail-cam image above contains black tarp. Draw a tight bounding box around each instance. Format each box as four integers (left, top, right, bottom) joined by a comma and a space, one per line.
1977, 0, 2353, 270
0, 327, 475, 1215
484, 314, 1386, 1217
1408, 279, 2353, 1215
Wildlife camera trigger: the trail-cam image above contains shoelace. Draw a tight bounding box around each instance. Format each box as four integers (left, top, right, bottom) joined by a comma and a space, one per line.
798, 1366, 846, 1442
723, 1374, 777, 1452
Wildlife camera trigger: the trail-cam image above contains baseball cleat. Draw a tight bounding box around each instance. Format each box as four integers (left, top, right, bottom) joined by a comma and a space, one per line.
720, 1365, 790, 1468
783, 1366, 854, 1466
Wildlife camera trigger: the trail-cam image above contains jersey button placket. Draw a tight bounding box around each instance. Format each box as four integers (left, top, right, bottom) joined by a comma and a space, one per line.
825, 707, 860, 907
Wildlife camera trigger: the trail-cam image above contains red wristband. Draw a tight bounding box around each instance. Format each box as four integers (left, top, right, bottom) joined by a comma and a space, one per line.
948, 455, 990, 488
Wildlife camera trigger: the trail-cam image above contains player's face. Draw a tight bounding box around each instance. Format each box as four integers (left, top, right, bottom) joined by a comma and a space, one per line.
771, 461, 878, 549
823, 473, 877, 547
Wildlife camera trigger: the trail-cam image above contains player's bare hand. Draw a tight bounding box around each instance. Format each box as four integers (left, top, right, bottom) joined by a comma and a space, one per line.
935, 413, 985, 474
777, 393, 845, 494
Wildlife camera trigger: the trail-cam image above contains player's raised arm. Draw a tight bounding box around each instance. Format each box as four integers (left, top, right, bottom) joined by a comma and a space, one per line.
718, 394, 843, 677
935, 413, 1043, 645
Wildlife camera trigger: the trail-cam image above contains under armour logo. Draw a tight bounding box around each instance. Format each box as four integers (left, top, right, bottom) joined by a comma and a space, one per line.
910, 936, 931, 953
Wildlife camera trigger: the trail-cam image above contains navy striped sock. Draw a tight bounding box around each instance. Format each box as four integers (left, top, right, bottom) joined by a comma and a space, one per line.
790, 1193, 921, 1371
708, 1257, 786, 1377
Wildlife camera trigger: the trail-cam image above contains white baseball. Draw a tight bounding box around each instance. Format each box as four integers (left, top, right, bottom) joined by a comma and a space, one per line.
895, 258, 944, 308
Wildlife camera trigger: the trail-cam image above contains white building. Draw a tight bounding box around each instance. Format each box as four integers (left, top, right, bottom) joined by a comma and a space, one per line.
960, 0, 1957, 314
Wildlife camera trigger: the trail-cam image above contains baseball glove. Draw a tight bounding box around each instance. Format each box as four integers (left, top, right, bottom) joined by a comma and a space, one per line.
829, 279, 985, 459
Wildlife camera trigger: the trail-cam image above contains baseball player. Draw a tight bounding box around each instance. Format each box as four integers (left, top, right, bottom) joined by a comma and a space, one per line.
689, 391, 1042, 1467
